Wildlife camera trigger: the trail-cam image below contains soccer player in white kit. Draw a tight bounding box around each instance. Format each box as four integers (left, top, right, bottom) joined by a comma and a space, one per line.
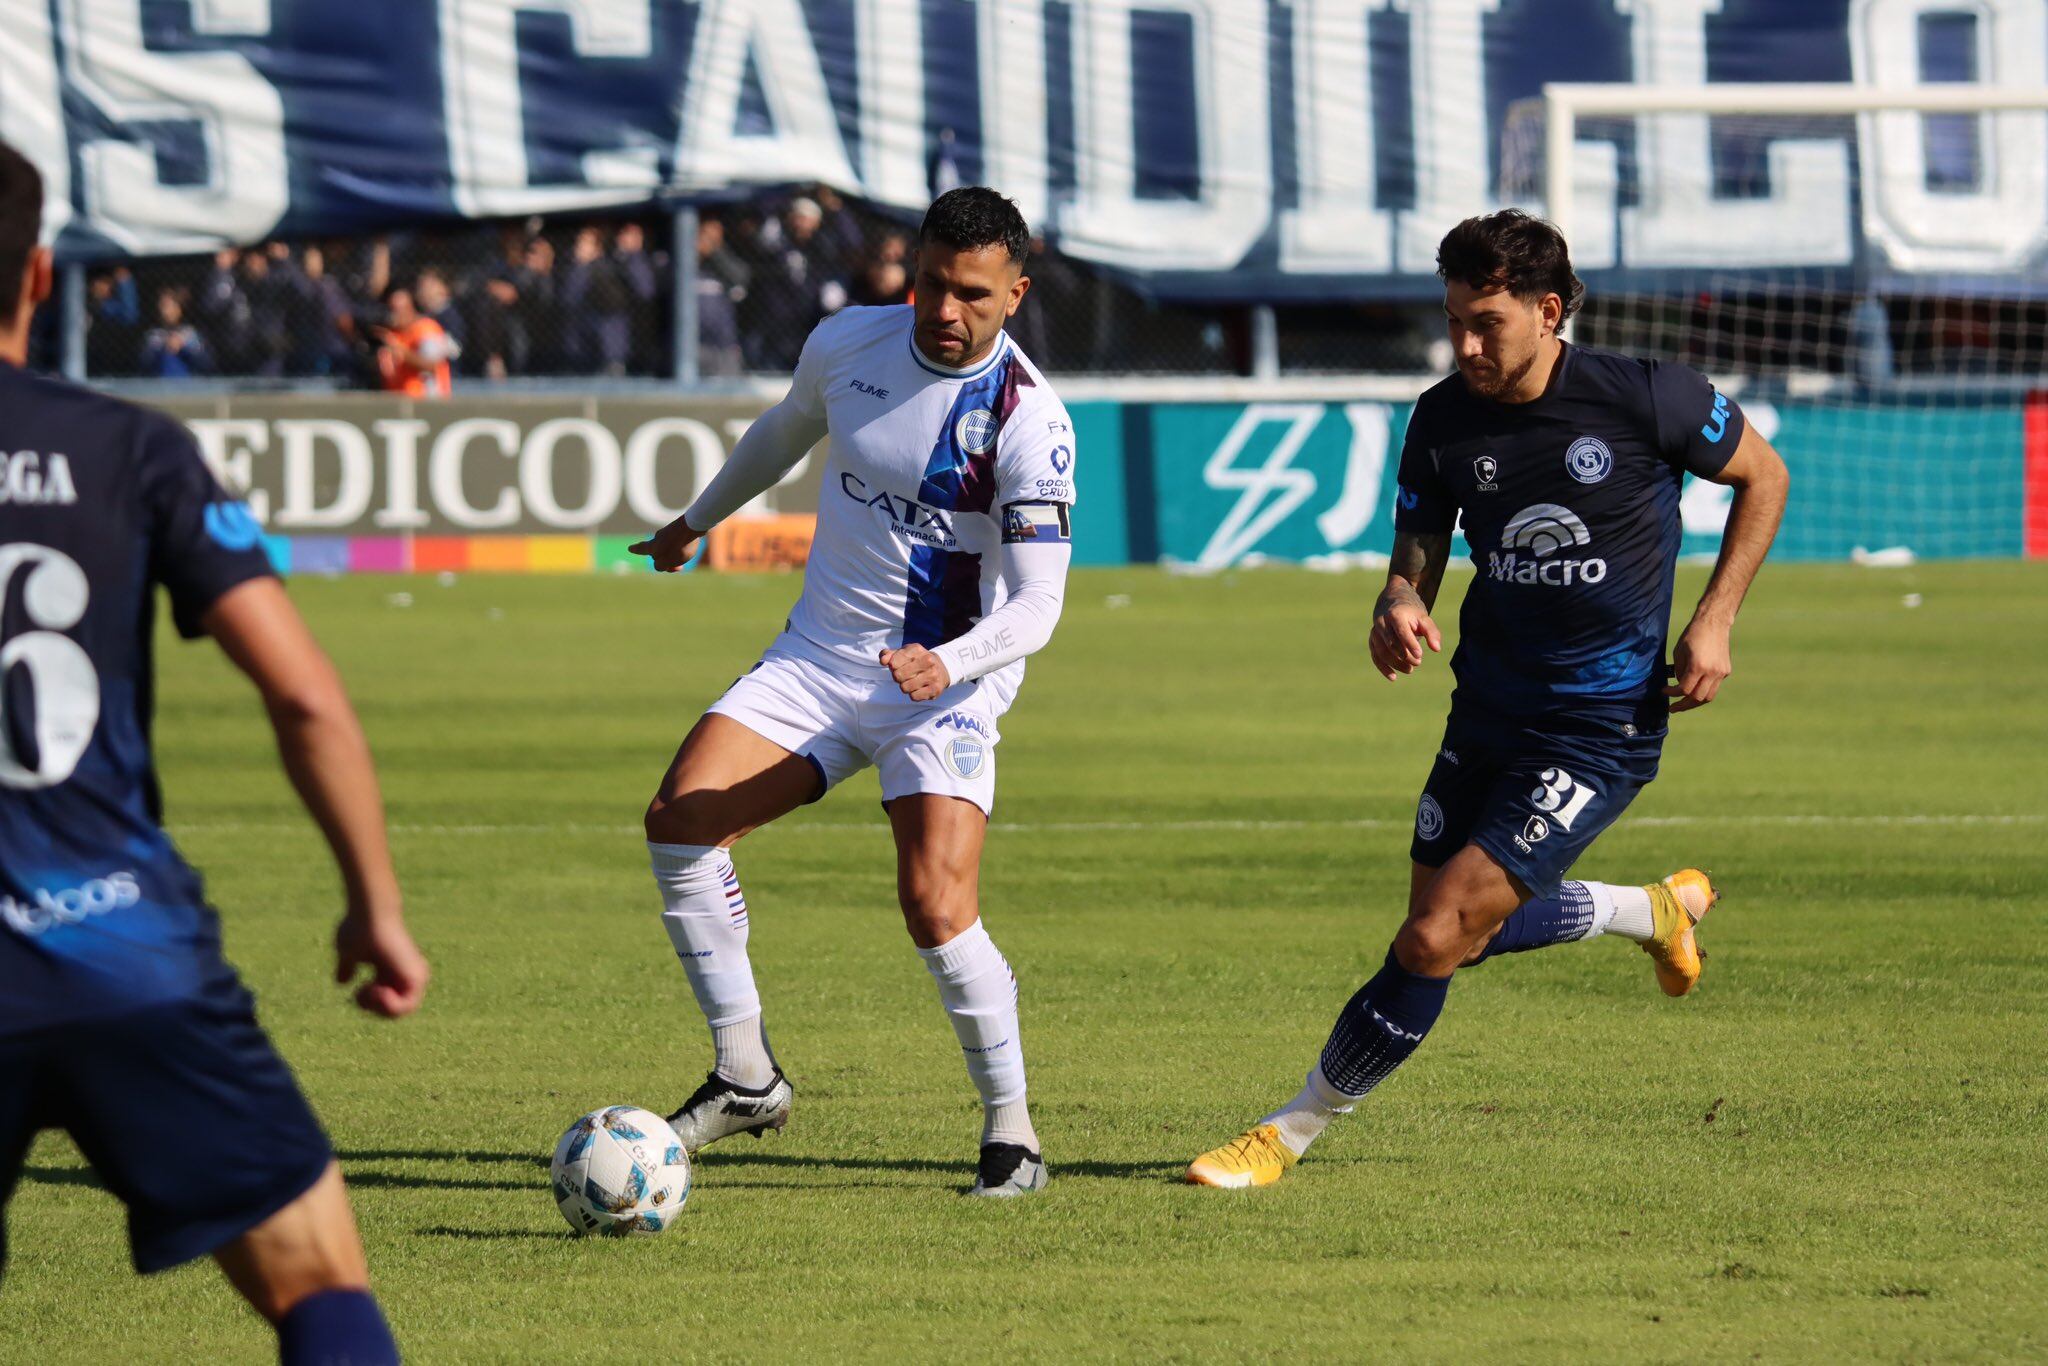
628, 189, 1074, 1196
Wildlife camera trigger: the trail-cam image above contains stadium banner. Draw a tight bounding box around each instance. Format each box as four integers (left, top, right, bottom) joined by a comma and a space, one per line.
155, 394, 2023, 573
2027, 394, 2048, 560
157, 393, 821, 574
1120, 399, 2029, 565
12, 0, 2045, 296
150, 392, 1140, 572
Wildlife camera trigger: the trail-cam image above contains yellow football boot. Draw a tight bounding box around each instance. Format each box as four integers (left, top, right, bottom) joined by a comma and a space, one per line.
1642, 868, 1719, 997
1185, 1124, 1300, 1189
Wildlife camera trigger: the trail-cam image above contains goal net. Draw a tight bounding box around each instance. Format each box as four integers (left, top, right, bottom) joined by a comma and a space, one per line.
1499, 84, 2048, 562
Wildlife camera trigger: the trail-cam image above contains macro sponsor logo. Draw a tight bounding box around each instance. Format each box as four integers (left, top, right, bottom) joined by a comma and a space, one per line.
1473, 455, 1498, 491
0, 451, 79, 506
1, 871, 142, 937
839, 472, 955, 548
1487, 503, 1607, 586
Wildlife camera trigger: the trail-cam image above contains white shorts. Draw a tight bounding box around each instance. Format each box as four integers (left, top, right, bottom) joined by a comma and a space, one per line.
707, 637, 1017, 815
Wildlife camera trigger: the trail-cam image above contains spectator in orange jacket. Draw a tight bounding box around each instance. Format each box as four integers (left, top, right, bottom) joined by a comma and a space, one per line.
374, 284, 456, 397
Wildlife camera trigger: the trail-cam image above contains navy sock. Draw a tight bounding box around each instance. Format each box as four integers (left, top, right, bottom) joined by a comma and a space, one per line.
277, 1289, 398, 1366
1317, 949, 1452, 1100
1470, 881, 1600, 964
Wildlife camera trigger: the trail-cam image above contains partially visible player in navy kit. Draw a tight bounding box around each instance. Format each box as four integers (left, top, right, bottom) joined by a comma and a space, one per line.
1188, 210, 1789, 1187
0, 142, 425, 1363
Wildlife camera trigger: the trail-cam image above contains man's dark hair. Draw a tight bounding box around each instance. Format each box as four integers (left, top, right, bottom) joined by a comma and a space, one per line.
919, 187, 1030, 266
0, 139, 45, 319
1436, 209, 1584, 329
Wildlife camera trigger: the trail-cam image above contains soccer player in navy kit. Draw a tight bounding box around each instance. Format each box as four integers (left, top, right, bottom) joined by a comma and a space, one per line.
1189, 210, 1789, 1187
0, 142, 426, 1361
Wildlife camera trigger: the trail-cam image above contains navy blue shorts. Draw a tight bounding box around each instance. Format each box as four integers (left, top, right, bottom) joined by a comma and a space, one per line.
0, 983, 332, 1275
1409, 704, 1665, 899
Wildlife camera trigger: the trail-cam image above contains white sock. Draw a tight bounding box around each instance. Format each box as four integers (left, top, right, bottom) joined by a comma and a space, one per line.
1598, 883, 1657, 942
649, 842, 775, 1087
917, 920, 1037, 1152
1261, 1066, 1355, 1156
712, 1020, 776, 1088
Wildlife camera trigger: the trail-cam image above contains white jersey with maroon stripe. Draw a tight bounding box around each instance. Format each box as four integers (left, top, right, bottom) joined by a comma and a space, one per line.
773, 306, 1075, 687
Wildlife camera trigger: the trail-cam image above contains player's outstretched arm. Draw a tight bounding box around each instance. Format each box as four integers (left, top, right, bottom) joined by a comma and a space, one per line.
629, 394, 829, 571
1669, 423, 1790, 712
205, 579, 429, 1017
1370, 530, 1451, 681
882, 539, 1071, 701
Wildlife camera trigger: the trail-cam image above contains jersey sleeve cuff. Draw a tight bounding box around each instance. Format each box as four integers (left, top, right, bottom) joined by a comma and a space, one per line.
170, 561, 278, 640
934, 639, 975, 686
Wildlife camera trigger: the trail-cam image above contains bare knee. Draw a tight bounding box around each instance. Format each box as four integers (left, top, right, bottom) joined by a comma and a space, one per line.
897, 864, 977, 949
1393, 909, 1467, 977
644, 788, 739, 847
1397, 881, 1497, 976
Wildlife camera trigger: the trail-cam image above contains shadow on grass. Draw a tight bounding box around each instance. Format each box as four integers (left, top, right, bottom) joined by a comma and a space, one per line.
345, 1171, 537, 1192
338, 1148, 547, 1168
415, 1226, 573, 1242
326, 1148, 547, 1193
20, 1153, 548, 1195
697, 1151, 1186, 1182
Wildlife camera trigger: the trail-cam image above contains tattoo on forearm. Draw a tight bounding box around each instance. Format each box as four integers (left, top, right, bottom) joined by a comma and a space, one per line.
1382, 531, 1451, 612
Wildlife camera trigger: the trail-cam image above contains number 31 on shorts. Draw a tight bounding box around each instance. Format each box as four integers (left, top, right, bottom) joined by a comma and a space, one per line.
1530, 767, 1597, 831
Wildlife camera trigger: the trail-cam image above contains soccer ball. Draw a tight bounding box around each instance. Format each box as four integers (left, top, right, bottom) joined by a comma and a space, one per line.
550, 1105, 692, 1237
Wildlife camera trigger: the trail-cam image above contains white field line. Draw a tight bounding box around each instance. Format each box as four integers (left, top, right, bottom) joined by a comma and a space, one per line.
171, 812, 2047, 839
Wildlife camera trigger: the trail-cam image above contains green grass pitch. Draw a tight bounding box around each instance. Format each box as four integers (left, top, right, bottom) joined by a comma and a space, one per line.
5, 562, 2046, 1362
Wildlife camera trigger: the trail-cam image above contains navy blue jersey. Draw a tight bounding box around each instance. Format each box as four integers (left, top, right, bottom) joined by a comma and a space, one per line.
1394, 343, 1743, 726
0, 360, 274, 1033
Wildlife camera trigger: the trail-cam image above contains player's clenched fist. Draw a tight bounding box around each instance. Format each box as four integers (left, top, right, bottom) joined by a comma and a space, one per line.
334, 908, 430, 1019
1369, 598, 1442, 681
1666, 617, 1733, 712
629, 517, 703, 573
880, 644, 952, 701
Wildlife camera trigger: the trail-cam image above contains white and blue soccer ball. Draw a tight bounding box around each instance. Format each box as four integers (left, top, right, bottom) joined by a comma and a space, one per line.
550, 1106, 692, 1237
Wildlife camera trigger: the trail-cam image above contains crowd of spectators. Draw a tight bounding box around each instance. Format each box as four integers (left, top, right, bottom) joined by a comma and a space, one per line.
81, 188, 1062, 387
76, 185, 1245, 386
67, 183, 2021, 386
84, 221, 674, 386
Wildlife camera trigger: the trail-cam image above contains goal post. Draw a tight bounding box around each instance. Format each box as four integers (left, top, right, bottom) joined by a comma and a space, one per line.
1536, 83, 2048, 250
1499, 84, 2048, 562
